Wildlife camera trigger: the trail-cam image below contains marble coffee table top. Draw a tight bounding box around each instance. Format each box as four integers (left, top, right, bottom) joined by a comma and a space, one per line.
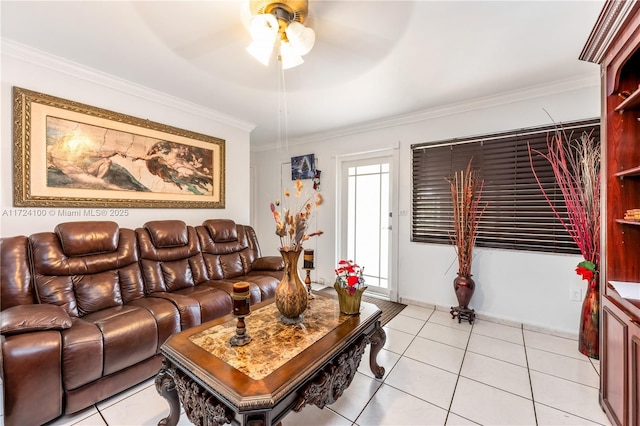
189, 296, 350, 380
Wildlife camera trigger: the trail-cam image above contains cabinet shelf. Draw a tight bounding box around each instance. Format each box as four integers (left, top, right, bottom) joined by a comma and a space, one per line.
615, 219, 640, 225
615, 86, 640, 112
615, 165, 640, 177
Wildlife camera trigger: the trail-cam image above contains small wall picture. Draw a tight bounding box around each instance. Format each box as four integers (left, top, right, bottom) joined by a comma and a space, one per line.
291, 154, 315, 180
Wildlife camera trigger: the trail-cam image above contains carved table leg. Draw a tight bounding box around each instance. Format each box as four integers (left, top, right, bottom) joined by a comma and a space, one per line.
369, 321, 386, 379
156, 359, 181, 426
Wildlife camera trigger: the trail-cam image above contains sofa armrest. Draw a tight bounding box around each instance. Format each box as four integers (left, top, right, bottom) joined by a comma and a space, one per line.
252, 256, 284, 271
1, 304, 72, 335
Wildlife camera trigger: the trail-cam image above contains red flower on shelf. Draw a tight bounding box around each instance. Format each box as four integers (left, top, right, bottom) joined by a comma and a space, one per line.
335, 260, 365, 295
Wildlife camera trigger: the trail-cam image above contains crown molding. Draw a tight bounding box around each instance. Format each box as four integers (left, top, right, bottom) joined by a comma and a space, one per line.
252, 72, 600, 152
579, 0, 638, 64
1, 38, 256, 133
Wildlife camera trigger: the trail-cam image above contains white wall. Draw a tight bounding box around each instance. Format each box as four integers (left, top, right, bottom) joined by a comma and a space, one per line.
252, 79, 601, 336
1, 41, 254, 237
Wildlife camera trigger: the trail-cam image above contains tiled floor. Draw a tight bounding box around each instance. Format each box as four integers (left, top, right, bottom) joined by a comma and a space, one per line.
3, 304, 610, 426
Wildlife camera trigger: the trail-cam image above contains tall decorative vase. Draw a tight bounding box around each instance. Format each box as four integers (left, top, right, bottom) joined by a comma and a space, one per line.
275, 248, 308, 324
454, 274, 475, 309
578, 277, 599, 359
450, 274, 476, 324
333, 282, 367, 315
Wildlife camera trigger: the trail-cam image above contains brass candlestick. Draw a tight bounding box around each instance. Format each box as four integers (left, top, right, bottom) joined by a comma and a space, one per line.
230, 315, 251, 346
230, 282, 252, 347
303, 268, 315, 299
303, 249, 315, 299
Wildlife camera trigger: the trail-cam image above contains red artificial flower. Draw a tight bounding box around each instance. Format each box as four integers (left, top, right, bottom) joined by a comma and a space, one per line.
347, 275, 359, 286
575, 260, 597, 282
576, 266, 594, 282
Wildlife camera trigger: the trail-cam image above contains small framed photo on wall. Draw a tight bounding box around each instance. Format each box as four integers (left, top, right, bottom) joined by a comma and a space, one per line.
291, 154, 315, 180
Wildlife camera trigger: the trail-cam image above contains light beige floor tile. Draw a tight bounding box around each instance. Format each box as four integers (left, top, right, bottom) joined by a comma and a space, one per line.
356, 383, 448, 426
99, 383, 190, 426
527, 347, 600, 388
467, 333, 527, 367
69, 413, 108, 426
405, 336, 465, 374
460, 351, 532, 399
384, 356, 458, 410
96, 378, 155, 410
385, 314, 426, 335
472, 319, 523, 344
44, 406, 102, 426
535, 402, 606, 425
399, 304, 435, 321
445, 412, 481, 425
523, 329, 584, 360
530, 370, 609, 424
358, 347, 401, 380
428, 310, 474, 332
329, 372, 383, 422
381, 326, 415, 354
284, 405, 352, 426
450, 377, 536, 425
418, 322, 470, 349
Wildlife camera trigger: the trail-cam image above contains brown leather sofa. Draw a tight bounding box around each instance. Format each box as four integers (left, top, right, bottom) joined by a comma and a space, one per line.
0, 219, 283, 426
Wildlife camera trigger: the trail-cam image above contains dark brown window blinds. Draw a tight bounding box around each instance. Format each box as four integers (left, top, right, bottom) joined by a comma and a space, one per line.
411, 118, 600, 254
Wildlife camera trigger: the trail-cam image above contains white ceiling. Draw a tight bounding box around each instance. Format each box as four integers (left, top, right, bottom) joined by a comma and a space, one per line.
1, 1, 604, 149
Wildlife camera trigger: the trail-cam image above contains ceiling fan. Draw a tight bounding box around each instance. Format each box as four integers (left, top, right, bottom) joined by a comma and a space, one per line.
246, 0, 316, 69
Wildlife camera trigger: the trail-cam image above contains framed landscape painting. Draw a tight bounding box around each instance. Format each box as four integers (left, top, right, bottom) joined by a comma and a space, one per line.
13, 87, 225, 208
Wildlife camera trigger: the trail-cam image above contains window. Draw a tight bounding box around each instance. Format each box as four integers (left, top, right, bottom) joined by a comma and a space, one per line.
411, 119, 600, 254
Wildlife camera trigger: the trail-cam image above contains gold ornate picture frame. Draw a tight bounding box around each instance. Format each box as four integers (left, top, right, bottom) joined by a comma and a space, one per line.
13, 87, 225, 208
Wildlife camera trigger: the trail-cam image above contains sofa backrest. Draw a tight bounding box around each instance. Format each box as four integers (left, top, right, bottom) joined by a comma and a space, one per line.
136, 220, 209, 293
29, 221, 144, 317
196, 219, 261, 280
0, 236, 36, 310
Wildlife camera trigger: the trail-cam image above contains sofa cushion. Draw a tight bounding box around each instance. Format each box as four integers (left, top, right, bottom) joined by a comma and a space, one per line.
144, 220, 189, 248
1, 304, 72, 335
55, 221, 119, 256
83, 306, 158, 376
203, 219, 238, 242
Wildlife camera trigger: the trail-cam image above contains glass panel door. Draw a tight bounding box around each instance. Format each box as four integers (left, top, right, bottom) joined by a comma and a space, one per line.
342, 157, 391, 297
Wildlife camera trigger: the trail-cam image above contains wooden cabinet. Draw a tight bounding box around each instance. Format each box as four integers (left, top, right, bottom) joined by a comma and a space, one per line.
601, 294, 640, 426
581, 1, 640, 425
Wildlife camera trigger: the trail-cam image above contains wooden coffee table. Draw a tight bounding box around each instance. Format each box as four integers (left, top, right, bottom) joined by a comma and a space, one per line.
155, 293, 386, 426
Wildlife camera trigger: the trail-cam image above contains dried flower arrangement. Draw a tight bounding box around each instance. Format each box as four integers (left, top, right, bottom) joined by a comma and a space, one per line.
528, 129, 600, 281
270, 179, 323, 252
448, 160, 487, 277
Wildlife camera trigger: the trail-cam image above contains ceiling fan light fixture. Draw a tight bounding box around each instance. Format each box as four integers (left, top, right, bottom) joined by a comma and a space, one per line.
279, 40, 304, 69
246, 13, 278, 65
246, 0, 313, 69
285, 21, 315, 56
246, 39, 275, 66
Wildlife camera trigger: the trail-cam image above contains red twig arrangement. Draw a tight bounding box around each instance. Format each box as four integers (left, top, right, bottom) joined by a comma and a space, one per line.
448, 160, 488, 277
528, 129, 600, 277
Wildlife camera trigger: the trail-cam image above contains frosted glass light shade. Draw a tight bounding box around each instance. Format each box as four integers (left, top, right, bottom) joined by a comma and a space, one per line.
247, 39, 275, 65
247, 14, 278, 65
279, 40, 304, 69
249, 14, 278, 39
285, 21, 315, 56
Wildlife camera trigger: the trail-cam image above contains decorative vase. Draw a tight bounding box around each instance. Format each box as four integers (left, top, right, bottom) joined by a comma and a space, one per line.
450, 274, 476, 324
275, 248, 308, 324
453, 274, 475, 309
579, 277, 599, 359
333, 282, 367, 315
